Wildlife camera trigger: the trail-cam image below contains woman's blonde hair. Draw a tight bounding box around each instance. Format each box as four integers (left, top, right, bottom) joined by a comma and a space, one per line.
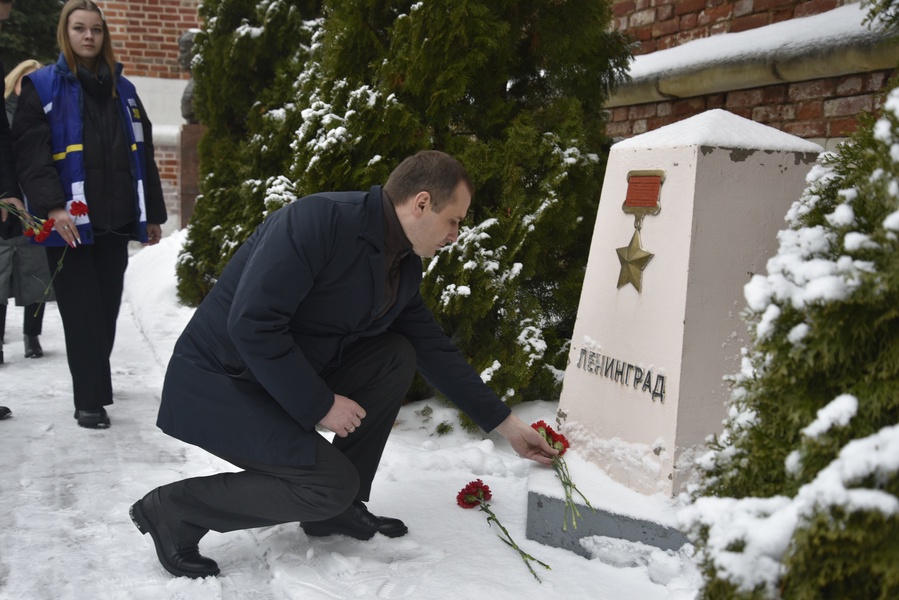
57, 0, 117, 90
4, 59, 43, 99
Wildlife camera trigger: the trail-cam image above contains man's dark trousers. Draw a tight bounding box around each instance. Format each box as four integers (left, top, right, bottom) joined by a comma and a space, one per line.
152, 332, 417, 541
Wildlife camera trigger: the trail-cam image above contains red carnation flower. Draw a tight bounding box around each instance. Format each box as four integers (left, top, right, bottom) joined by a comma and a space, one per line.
69, 201, 89, 216
530, 420, 594, 531
456, 479, 550, 581
456, 478, 491, 508
0, 200, 65, 311
531, 420, 569, 455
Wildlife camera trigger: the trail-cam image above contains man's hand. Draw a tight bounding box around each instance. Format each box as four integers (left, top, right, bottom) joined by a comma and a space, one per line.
145, 223, 162, 246
495, 413, 559, 466
318, 393, 367, 438
0, 196, 24, 222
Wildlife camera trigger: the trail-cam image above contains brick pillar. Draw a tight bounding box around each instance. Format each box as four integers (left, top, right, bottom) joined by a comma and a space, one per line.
179, 123, 204, 229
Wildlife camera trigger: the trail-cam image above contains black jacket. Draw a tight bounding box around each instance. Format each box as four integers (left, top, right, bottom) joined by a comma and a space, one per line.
157, 187, 512, 465
0, 62, 22, 240
10, 62, 166, 230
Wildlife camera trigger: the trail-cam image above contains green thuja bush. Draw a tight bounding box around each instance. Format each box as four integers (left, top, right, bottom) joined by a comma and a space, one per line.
684, 75, 899, 598
0, 0, 61, 69
865, 0, 899, 31
177, 0, 631, 406
176, 0, 323, 304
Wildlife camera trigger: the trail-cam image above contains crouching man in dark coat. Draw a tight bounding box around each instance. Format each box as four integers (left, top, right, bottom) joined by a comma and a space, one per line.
130, 150, 557, 578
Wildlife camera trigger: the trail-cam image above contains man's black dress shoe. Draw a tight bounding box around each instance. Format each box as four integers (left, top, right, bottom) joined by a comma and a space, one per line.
0, 406, 11, 420
130, 490, 220, 578
73, 408, 110, 429
24, 335, 43, 358
302, 501, 408, 540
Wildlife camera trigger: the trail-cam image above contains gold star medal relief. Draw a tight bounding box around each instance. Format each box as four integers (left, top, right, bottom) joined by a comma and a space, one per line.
616, 171, 663, 293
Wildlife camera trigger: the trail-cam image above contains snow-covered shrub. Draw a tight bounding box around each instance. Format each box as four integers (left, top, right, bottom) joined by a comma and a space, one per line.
176, 0, 318, 304
684, 81, 899, 599
176, 0, 632, 406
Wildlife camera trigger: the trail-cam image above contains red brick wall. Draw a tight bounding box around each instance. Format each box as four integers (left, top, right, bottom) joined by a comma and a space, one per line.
607, 69, 895, 140
155, 145, 180, 188
99, 1, 203, 226
612, 0, 856, 54
606, 1, 890, 145
154, 143, 180, 228
102, 0, 202, 79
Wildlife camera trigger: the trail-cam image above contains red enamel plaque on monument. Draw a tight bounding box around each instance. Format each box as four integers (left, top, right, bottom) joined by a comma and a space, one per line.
624, 176, 662, 209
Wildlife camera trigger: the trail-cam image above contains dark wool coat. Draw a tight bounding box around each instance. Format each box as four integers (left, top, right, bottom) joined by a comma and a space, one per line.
158, 186, 511, 466
0, 61, 21, 241
1, 89, 53, 304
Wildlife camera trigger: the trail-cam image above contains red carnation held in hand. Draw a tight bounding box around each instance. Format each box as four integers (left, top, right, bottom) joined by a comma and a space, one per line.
531, 420, 570, 454
530, 419, 595, 531
34, 218, 55, 242
69, 201, 89, 217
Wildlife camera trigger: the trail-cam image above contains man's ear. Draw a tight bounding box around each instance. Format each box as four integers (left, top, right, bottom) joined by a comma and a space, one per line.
412, 191, 431, 216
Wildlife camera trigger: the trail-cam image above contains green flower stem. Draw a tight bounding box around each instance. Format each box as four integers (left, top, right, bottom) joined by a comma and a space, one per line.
553, 456, 596, 531
1, 200, 65, 316
478, 502, 551, 582
34, 245, 66, 317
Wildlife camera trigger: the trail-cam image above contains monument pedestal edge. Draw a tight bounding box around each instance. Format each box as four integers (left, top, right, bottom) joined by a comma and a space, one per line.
525, 491, 689, 557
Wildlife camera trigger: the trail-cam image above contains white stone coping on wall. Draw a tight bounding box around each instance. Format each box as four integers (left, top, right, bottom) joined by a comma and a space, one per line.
607, 3, 899, 107
130, 75, 189, 132
153, 124, 182, 148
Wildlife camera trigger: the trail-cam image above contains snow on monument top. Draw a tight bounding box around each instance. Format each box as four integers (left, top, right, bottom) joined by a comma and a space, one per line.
613, 109, 824, 154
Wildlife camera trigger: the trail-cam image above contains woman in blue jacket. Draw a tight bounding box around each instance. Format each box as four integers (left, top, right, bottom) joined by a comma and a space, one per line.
11, 0, 167, 429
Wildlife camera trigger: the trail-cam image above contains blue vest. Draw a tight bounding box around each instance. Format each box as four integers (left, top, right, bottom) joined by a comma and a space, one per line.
26, 54, 150, 246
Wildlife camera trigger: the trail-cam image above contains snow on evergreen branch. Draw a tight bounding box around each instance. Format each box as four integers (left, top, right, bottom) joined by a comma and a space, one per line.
688, 81, 899, 600
800, 394, 858, 439
682, 423, 899, 596
517, 320, 547, 368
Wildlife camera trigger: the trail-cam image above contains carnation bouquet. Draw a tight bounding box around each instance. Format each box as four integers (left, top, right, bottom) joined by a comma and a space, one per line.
0, 198, 56, 242
531, 420, 596, 531
0, 199, 89, 311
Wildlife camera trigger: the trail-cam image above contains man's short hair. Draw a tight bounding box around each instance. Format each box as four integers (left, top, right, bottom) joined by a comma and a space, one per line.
384, 150, 473, 212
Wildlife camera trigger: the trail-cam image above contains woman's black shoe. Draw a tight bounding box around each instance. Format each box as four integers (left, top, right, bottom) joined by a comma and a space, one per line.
301, 501, 408, 540
0, 406, 11, 420
74, 407, 111, 429
24, 335, 43, 358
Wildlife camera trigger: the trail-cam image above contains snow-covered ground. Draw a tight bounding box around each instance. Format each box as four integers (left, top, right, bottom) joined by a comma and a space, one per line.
0, 230, 701, 599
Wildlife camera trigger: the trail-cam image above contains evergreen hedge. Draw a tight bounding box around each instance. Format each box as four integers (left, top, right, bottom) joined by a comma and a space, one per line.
177, 0, 631, 407
0, 0, 63, 70
683, 69, 899, 600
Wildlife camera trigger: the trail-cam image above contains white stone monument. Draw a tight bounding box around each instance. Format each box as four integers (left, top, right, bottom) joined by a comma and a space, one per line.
527, 110, 822, 556
559, 110, 822, 497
